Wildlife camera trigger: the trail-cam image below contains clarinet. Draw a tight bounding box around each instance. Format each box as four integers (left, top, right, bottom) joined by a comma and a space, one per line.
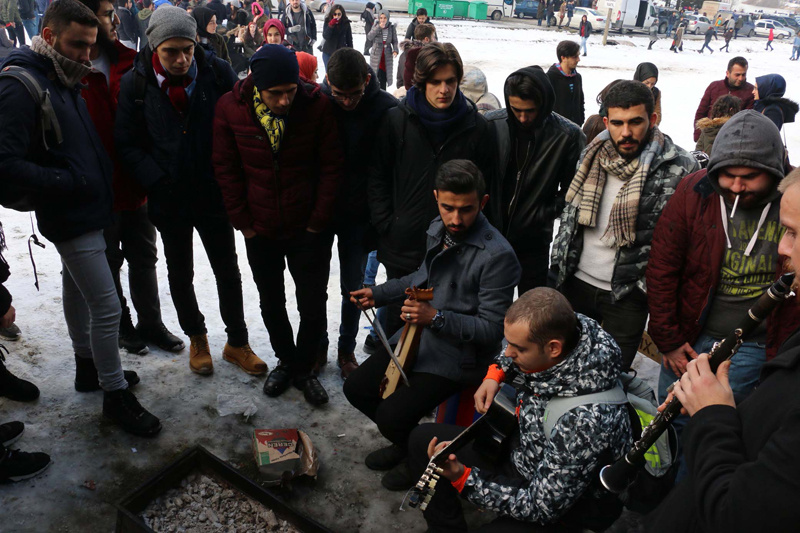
599, 272, 795, 494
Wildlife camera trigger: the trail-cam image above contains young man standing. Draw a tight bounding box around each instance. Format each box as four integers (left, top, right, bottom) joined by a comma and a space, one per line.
409, 288, 632, 531
692, 56, 754, 141
0, 0, 159, 436
368, 42, 495, 339
404, 7, 429, 40
486, 66, 585, 293
551, 80, 698, 371
348, 160, 520, 492
116, 6, 261, 377
212, 45, 343, 405
115, 0, 140, 49
547, 40, 584, 126
79, 0, 182, 356
280, 0, 315, 53
320, 48, 397, 379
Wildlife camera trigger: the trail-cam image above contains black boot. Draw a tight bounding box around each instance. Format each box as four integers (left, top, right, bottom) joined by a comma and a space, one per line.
74, 355, 140, 393
136, 323, 185, 353
648, 41, 653, 50
0, 352, 39, 402
103, 388, 162, 437
365, 443, 407, 471
118, 309, 148, 355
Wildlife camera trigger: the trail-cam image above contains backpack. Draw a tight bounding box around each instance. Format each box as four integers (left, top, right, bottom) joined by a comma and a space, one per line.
0, 65, 64, 212
543, 372, 678, 513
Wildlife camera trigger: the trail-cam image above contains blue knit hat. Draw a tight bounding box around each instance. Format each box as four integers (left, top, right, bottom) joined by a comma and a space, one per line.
250, 45, 299, 90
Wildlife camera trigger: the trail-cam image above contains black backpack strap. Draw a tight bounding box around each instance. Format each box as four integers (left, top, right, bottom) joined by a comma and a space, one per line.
0, 65, 63, 151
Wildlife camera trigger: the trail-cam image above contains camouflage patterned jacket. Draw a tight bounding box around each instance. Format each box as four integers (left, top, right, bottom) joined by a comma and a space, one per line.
550, 130, 698, 301
461, 314, 632, 524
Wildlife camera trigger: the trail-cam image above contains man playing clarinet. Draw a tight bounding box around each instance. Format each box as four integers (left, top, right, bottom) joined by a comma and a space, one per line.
345, 160, 520, 493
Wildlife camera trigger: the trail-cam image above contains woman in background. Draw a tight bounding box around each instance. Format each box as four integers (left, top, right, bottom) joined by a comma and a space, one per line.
321, 4, 352, 69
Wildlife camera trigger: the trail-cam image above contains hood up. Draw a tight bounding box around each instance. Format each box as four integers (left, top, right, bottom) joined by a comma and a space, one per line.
502, 65, 554, 131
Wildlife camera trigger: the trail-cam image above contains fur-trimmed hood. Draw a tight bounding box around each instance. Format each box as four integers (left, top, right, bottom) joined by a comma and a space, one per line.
695, 115, 731, 131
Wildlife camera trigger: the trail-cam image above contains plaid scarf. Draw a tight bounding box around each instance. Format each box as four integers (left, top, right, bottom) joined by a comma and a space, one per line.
253, 86, 285, 153
565, 127, 666, 248
152, 53, 196, 116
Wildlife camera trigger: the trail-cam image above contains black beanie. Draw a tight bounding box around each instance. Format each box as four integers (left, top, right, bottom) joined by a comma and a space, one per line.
250, 44, 299, 91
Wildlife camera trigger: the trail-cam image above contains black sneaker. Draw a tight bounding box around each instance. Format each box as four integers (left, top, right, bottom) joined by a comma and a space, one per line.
363, 335, 379, 355
0, 421, 24, 447
119, 312, 148, 355
103, 388, 162, 437
0, 446, 52, 483
0, 355, 40, 402
365, 444, 406, 471
381, 462, 415, 491
74, 355, 140, 393
137, 323, 185, 352
0, 324, 21, 341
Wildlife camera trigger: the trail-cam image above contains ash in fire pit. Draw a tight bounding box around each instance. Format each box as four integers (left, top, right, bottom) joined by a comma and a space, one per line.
141, 473, 301, 532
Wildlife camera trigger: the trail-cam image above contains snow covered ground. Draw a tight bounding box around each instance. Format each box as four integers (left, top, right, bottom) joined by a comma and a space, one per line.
1, 12, 798, 533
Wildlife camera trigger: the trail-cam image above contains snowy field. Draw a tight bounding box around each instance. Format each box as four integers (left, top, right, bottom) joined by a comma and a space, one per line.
1, 12, 798, 533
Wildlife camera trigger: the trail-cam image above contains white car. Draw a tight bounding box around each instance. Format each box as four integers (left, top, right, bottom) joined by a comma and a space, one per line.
308, 0, 370, 14
567, 7, 606, 32
755, 19, 792, 39
373, 0, 410, 12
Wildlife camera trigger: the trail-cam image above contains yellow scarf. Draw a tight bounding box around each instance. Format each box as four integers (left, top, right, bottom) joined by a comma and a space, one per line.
253, 86, 285, 153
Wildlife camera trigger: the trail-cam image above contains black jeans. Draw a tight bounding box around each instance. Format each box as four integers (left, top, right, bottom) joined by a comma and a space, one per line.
561, 276, 648, 371
515, 240, 551, 295
244, 231, 333, 377
383, 264, 415, 340
408, 424, 583, 533
155, 214, 248, 346
104, 203, 162, 328
343, 348, 462, 448
377, 68, 387, 90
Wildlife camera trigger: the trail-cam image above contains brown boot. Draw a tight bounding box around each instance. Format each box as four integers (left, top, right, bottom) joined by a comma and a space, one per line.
223, 343, 268, 376
337, 350, 359, 380
189, 334, 213, 375
312, 344, 328, 376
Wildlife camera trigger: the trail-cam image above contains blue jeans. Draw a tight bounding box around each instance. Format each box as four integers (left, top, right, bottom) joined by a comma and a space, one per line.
666, 23, 673, 37
22, 18, 37, 40
658, 332, 766, 480
322, 52, 331, 70
363, 250, 379, 285
581, 36, 588, 55
793, 45, 800, 59
56, 230, 126, 392
335, 224, 370, 353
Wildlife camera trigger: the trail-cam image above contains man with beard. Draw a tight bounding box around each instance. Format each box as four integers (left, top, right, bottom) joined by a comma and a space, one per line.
0, 0, 160, 436
645, 164, 800, 532
551, 80, 697, 371
486, 66, 585, 293
646, 111, 800, 470
693, 56, 754, 142
347, 160, 520, 492
78, 0, 182, 356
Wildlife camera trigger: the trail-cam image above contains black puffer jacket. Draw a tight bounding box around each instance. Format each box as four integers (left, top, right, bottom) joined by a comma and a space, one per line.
115, 46, 237, 223
756, 96, 799, 131
367, 93, 495, 272
486, 66, 585, 253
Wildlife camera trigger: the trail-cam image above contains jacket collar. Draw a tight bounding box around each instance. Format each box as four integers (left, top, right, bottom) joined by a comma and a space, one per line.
693, 170, 716, 199
426, 212, 489, 250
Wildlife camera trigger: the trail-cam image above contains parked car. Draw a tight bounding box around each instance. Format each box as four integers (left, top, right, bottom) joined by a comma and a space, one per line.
736, 14, 756, 37
515, 0, 540, 18
681, 13, 712, 34
309, 0, 369, 14
755, 19, 793, 39
768, 14, 799, 31
372, 0, 410, 11
656, 7, 676, 34
568, 6, 605, 31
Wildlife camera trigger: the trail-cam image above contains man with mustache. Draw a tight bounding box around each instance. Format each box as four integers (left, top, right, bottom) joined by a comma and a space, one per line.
646, 111, 800, 475
347, 160, 520, 493
551, 80, 698, 372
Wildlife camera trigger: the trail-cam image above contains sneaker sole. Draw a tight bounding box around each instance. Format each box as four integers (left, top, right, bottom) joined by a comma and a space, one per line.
1, 427, 23, 448
2, 460, 52, 483
0, 334, 20, 341
120, 345, 150, 356
222, 354, 268, 376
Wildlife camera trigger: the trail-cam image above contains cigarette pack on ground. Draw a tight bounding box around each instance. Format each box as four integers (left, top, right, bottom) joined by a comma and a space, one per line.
252, 429, 319, 485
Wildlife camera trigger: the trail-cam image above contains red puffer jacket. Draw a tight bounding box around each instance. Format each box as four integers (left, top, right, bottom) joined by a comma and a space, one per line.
81, 40, 146, 212
212, 75, 343, 238
646, 169, 800, 361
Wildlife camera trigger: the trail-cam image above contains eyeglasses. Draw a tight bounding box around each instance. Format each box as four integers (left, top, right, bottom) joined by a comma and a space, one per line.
331, 88, 365, 103
333, 12, 342, 17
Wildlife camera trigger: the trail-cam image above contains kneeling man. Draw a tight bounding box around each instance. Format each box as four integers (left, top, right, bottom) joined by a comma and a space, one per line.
346, 160, 521, 491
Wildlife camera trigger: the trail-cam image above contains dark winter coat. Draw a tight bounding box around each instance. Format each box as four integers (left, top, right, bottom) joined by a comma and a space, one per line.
756, 96, 799, 131
0, 26, 13, 59
693, 78, 755, 141
646, 170, 800, 361
17, 0, 34, 19
321, 18, 353, 56
361, 7, 374, 33
0, 47, 114, 243
207, 0, 228, 23
200, 32, 231, 64
117, 6, 141, 45
464, 314, 631, 524
82, 40, 144, 213
579, 20, 592, 36
115, 46, 237, 223
371, 213, 520, 384
212, 74, 343, 237
550, 129, 698, 301
280, 5, 316, 53
646, 326, 800, 533
137, 8, 153, 50
703, 26, 718, 43
320, 67, 397, 224
486, 66, 585, 253
367, 95, 495, 272
694, 116, 730, 154
404, 15, 431, 40
547, 63, 585, 126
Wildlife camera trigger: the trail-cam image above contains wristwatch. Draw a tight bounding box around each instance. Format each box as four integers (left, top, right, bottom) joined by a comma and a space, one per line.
430, 310, 445, 332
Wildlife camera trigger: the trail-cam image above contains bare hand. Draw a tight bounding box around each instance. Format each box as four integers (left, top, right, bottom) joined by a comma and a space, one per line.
350, 288, 375, 310
1, 305, 15, 329
241, 227, 256, 239
474, 379, 499, 414
392, 51, 397, 57
426, 437, 465, 482
662, 342, 698, 377
672, 353, 734, 416
401, 299, 436, 326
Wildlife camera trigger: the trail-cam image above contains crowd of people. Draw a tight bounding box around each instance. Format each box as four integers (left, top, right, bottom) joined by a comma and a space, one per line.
1, 0, 800, 531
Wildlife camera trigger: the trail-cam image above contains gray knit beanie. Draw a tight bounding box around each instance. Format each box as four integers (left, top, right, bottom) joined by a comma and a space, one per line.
146, 5, 198, 51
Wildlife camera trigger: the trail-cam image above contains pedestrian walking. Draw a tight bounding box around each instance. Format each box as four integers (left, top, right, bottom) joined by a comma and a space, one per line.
720, 27, 733, 52
766, 26, 774, 51
670, 21, 685, 53
648, 19, 658, 50
792, 30, 800, 60
579, 14, 591, 56
698, 25, 716, 54
558, 0, 565, 28
366, 9, 397, 90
